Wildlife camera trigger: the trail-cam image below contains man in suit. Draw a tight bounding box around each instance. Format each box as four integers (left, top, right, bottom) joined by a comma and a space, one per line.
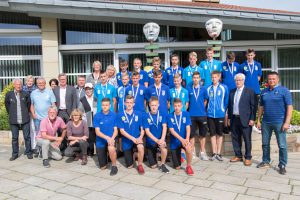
5, 79, 33, 161
228, 73, 255, 166
53, 73, 77, 151
53, 73, 77, 122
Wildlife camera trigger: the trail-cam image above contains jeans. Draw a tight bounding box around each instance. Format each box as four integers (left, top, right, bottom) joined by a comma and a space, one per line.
31, 119, 41, 149
10, 123, 32, 156
262, 122, 287, 166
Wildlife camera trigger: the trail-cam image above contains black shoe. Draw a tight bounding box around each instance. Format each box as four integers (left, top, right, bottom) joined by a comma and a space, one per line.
159, 164, 169, 174
27, 154, 33, 159
117, 151, 124, 158
43, 159, 50, 168
9, 155, 18, 161
216, 154, 223, 162
223, 127, 230, 134
256, 162, 270, 169
279, 165, 286, 175
110, 166, 118, 176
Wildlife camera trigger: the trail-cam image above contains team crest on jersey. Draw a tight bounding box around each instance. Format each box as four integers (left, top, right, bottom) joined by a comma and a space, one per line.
223, 66, 226, 70
117, 75, 121, 80
167, 70, 171, 75
107, 90, 111, 94
179, 71, 182, 74
147, 118, 151, 124
140, 90, 143, 95
182, 93, 185, 98
135, 116, 138, 121
171, 118, 174, 123
187, 72, 190, 76
218, 91, 221, 96
244, 66, 248, 71
122, 116, 126, 121
140, 75, 143, 79
100, 122, 103, 124
173, 93, 176, 98
119, 94, 123, 98
183, 117, 186, 123
234, 67, 237, 71
128, 91, 132, 95
214, 65, 217, 69
255, 66, 258, 70
204, 65, 207, 70
210, 91, 214, 97
159, 116, 162, 122
97, 89, 100, 94
149, 73, 152, 78
162, 90, 165, 96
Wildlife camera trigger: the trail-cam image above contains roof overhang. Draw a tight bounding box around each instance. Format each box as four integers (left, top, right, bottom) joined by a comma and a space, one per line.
5, 0, 300, 34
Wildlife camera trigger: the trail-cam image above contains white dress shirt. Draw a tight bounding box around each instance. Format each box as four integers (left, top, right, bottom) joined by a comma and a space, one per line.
233, 86, 244, 115
59, 87, 67, 109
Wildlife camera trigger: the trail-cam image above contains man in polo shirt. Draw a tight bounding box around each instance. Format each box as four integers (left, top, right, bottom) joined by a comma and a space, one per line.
30, 77, 56, 156
117, 73, 130, 113
257, 71, 293, 175
126, 72, 147, 113
182, 51, 203, 88
169, 74, 189, 114
133, 58, 148, 87
200, 47, 222, 88
36, 106, 67, 167
94, 70, 117, 112
147, 57, 168, 86
146, 70, 170, 117
116, 60, 132, 87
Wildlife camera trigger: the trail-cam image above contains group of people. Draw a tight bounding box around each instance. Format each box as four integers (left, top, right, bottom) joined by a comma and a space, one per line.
4, 47, 292, 176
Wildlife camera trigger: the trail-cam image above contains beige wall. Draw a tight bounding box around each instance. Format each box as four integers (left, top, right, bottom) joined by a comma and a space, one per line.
41, 18, 59, 85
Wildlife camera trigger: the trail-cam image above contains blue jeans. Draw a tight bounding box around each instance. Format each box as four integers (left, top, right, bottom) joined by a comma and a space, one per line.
10, 123, 32, 156
33, 119, 41, 133
262, 122, 287, 166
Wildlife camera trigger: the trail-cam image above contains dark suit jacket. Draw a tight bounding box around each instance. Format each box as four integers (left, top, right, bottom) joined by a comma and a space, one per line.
228, 87, 255, 127
5, 90, 31, 124
53, 85, 77, 115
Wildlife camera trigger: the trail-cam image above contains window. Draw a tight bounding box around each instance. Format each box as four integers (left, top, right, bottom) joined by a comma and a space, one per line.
62, 52, 114, 85
222, 30, 274, 41
61, 19, 113, 44
0, 36, 42, 55
115, 23, 168, 43
0, 11, 41, 29
169, 26, 211, 42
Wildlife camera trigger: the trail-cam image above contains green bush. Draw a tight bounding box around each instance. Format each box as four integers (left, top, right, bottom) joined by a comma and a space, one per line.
291, 110, 300, 126
0, 83, 14, 130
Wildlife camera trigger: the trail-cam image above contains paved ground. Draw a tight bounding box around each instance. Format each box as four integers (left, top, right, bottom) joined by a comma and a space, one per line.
0, 145, 300, 200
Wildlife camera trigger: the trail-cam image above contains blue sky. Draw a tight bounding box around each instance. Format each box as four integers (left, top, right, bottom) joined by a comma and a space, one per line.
220, 0, 300, 12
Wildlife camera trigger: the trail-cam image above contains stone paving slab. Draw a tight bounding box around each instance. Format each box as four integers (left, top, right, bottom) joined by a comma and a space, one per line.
0, 145, 300, 200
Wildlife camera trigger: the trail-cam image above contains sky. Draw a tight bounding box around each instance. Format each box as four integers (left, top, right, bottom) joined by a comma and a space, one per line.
220, 0, 300, 12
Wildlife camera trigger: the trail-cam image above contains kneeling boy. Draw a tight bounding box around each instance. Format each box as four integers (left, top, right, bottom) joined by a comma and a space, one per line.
143, 96, 169, 173
117, 95, 145, 175
168, 98, 194, 176
94, 98, 118, 176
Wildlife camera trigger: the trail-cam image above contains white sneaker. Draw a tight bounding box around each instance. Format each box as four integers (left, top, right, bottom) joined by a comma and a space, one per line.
200, 152, 209, 161
252, 126, 261, 134
192, 152, 197, 159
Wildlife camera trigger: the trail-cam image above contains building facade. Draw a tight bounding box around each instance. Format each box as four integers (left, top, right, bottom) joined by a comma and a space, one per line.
1, 0, 300, 109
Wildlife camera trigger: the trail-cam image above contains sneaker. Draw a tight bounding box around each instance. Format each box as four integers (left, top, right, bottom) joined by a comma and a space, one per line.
159, 164, 169, 174
279, 165, 286, 175
216, 154, 223, 162
110, 166, 118, 176
256, 162, 271, 169
192, 152, 197, 159
200, 152, 209, 161
210, 153, 217, 161
27, 154, 33, 159
253, 126, 261, 134
43, 159, 50, 168
33, 148, 39, 158
137, 165, 145, 175
186, 165, 194, 176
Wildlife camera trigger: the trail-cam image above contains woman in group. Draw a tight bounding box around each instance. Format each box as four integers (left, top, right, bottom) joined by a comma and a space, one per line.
65, 109, 89, 165
106, 64, 118, 88
87, 60, 102, 86
49, 78, 59, 90
22, 75, 37, 94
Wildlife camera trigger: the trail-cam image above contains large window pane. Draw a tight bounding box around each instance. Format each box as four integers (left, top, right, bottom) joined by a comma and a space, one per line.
278, 70, 300, 91
115, 23, 167, 43
118, 53, 165, 71
222, 30, 274, 41
0, 36, 42, 55
0, 59, 41, 91
169, 27, 211, 42
226, 50, 272, 68
62, 52, 114, 85
0, 11, 41, 29
278, 48, 300, 68
61, 19, 113, 44
277, 33, 300, 40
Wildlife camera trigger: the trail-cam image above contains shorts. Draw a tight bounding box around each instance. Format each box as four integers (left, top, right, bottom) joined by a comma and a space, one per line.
96, 146, 109, 168
190, 116, 208, 138
171, 145, 185, 168
207, 117, 224, 136
123, 143, 143, 167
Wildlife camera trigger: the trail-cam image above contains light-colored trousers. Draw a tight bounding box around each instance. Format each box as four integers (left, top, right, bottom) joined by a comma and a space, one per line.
36, 138, 62, 160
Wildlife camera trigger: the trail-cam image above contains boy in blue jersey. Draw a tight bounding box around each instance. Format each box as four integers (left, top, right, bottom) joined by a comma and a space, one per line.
168, 98, 194, 176
133, 58, 148, 87
200, 47, 222, 88
182, 51, 203, 88
146, 70, 170, 116
187, 71, 209, 161
117, 95, 145, 174
143, 96, 169, 173
170, 74, 189, 113
221, 52, 240, 92
117, 73, 130, 113
147, 57, 167, 86
94, 98, 118, 176
117, 60, 132, 87
207, 70, 229, 161
94, 70, 117, 112
126, 72, 147, 113
165, 54, 184, 88
240, 49, 262, 113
